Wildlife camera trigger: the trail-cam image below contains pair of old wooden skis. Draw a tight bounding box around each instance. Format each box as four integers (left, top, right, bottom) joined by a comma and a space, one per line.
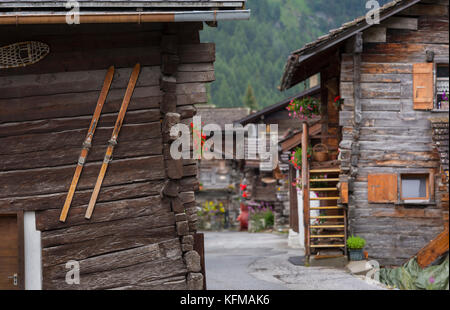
59, 63, 141, 222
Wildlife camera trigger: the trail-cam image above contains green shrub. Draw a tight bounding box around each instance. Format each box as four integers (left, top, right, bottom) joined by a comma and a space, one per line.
264, 210, 274, 227
346, 235, 366, 249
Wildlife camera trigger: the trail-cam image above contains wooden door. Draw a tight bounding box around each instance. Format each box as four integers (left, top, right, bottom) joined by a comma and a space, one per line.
0, 214, 22, 290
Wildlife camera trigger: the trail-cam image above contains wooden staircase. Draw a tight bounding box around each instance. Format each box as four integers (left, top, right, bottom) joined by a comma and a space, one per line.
306, 168, 348, 259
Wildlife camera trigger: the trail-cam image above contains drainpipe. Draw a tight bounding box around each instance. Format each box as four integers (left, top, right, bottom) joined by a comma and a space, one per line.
0, 10, 251, 25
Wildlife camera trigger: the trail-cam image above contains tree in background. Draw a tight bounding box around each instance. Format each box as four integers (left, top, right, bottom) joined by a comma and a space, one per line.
201, 0, 392, 109
243, 84, 259, 111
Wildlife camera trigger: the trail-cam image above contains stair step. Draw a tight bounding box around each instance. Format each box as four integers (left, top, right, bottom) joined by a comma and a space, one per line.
311, 216, 345, 219
310, 244, 346, 248
310, 188, 338, 191
311, 225, 345, 229
310, 178, 339, 182
310, 235, 345, 238
310, 168, 341, 173
311, 197, 340, 201
310, 206, 343, 210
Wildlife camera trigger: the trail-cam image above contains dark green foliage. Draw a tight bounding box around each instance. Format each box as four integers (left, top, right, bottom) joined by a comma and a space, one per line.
243, 84, 259, 111
201, 0, 391, 108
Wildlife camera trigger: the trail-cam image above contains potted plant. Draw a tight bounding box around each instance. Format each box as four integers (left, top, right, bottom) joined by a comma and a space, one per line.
347, 235, 366, 261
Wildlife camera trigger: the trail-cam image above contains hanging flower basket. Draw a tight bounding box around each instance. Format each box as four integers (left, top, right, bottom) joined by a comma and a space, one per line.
286, 97, 321, 121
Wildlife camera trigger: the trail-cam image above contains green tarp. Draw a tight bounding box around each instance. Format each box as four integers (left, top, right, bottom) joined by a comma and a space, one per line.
379, 255, 449, 290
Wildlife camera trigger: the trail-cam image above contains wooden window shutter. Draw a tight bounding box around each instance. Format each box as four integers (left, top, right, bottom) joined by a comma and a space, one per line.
340, 181, 349, 204
413, 63, 434, 110
368, 174, 398, 203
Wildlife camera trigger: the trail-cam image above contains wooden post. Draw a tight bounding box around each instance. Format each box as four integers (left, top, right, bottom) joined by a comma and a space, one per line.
289, 165, 299, 233
194, 233, 207, 290
302, 122, 310, 258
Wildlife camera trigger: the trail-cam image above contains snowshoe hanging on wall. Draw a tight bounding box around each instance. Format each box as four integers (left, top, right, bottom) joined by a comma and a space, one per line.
0, 41, 49, 69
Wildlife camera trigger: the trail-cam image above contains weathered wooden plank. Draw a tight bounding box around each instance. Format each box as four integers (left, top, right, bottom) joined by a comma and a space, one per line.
0, 108, 160, 138
0, 86, 162, 123
416, 227, 449, 267
360, 82, 401, 99
36, 195, 165, 231
43, 239, 182, 280
363, 27, 386, 43
43, 256, 186, 290
178, 43, 215, 64
363, 43, 448, 55
0, 31, 162, 54
361, 63, 413, 74
177, 63, 214, 72
176, 71, 215, 84
0, 155, 165, 198
0, 122, 161, 156
383, 17, 418, 30
0, 66, 161, 99
372, 208, 443, 218
2, 47, 162, 76
0, 180, 165, 212
360, 73, 410, 83
1, 136, 163, 171
387, 29, 449, 44
399, 3, 449, 16
41, 213, 176, 248
361, 99, 401, 111
41, 226, 177, 267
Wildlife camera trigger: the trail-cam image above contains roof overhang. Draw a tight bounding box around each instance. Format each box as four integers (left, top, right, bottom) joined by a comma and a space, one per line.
236, 85, 321, 126
279, 0, 422, 91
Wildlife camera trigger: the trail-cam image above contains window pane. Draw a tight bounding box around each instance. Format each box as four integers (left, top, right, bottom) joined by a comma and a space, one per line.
402, 177, 427, 199
437, 64, 449, 78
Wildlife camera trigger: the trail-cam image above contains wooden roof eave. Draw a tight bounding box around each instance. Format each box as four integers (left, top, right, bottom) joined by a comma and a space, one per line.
279, 121, 322, 153
235, 85, 321, 126
279, 0, 422, 91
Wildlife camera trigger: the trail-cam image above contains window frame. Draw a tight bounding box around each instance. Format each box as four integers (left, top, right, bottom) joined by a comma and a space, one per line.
434, 62, 449, 112
397, 170, 435, 205
400, 173, 430, 201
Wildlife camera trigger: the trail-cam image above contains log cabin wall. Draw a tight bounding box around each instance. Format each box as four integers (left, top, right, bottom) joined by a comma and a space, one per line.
339, 0, 449, 266
0, 22, 214, 289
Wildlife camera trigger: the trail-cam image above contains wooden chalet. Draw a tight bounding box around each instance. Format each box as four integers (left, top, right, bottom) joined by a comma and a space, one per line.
280, 0, 449, 266
195, 107, 250, 230
235, 86, 322, 231
0, 0, 249, 290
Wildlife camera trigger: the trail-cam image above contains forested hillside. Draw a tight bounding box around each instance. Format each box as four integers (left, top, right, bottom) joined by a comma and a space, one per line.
201, 0, 391, 109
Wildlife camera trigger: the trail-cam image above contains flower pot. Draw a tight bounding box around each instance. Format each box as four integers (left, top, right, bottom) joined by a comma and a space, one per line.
348, 249, 364, 261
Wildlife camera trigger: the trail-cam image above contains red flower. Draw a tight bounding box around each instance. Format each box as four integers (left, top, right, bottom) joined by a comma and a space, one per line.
242, 192, 248, 198
334, 96, 341, 103
240, 184, 247, 191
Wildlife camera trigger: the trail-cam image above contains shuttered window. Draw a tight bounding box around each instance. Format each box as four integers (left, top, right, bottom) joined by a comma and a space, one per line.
368, 174, 398, 203
413, 63, 434, 110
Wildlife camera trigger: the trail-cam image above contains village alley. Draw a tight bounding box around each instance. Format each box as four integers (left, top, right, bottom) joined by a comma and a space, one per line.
204, 232, 386, 290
